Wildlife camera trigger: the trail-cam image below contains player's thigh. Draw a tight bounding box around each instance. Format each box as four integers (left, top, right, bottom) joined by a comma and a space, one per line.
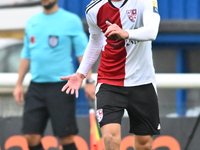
127, 83, 160, 135
46, 82, 78, 137
96, 83, 127, 128
22, 82, 49, 134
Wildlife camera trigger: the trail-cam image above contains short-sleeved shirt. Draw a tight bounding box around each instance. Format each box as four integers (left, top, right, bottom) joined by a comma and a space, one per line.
21, 8, 88, 83
86, 0, 159, 87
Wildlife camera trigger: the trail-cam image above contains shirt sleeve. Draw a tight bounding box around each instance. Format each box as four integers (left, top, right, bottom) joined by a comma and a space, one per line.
126, 0, 160, 41
76, 33, 104, 77
71, 16, 89, 57
20, 23, 30, 59
86, 10, 102, 34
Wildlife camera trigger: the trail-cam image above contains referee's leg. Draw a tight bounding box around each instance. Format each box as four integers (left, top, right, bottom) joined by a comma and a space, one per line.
47, 81, 78, 150
22, 82, 48, 150
59, 136, 77, 150
24, 134, 44, 150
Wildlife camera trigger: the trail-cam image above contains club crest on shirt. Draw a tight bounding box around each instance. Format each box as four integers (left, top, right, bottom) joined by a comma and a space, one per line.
96, 109, 103, 122
127, 9, 137, 22
49, 35, 58, 47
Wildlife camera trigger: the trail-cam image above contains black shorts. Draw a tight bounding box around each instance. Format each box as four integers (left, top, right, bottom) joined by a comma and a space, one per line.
96, 83, 160, 135
22, 81, 78, 137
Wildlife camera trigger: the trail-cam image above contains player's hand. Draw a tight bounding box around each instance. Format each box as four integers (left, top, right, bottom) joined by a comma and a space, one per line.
104, 21, 129, 39
13, 85, 24, 106
60, 73, 84, 98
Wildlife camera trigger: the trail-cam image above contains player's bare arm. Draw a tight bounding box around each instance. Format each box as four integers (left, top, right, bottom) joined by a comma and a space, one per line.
104, 21, 129, 39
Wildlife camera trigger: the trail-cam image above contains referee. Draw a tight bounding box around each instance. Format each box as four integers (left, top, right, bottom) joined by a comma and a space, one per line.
13, 0, 95, 150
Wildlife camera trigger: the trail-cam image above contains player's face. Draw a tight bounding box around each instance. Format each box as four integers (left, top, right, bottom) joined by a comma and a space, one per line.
40, 0, 58, 10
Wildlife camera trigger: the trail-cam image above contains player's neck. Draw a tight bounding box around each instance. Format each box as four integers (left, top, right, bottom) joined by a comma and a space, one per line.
43, 4, 59, 15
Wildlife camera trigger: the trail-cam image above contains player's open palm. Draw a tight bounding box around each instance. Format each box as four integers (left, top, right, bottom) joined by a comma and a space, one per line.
60, 73, 84, 98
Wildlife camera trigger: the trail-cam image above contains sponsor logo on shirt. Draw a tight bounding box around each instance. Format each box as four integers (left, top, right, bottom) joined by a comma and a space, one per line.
126, 9, 137, 22
125, 39, 139, 47
49, 35, 59, 47
152, 1, 159, 14
157, 123, 161, 130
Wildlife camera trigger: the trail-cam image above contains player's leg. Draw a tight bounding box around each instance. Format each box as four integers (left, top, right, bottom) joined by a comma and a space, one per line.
134, 135, 153, 150
127, 82, 160, 150
100, 123, 121, 150
96, 83, 127, 150
22, 82, 49, 150
46, 81, 78, 150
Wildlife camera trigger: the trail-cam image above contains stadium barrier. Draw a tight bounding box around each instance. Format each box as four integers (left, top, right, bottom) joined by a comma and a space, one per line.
0, 73, 200, 94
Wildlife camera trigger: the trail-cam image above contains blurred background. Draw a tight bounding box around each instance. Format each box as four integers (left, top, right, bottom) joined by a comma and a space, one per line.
0, 0, 200, 149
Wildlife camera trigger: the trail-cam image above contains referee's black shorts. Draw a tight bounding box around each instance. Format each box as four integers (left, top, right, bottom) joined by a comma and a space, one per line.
96, 82, 160, 135
22, 81, 78, 137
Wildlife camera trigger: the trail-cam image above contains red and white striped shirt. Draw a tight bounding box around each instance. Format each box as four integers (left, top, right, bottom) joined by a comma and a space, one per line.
78, 0, 160, 87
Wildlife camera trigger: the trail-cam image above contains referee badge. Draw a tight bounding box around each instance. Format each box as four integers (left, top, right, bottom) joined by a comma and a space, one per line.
49, 35, 59, 47
127, 9, 137, 22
